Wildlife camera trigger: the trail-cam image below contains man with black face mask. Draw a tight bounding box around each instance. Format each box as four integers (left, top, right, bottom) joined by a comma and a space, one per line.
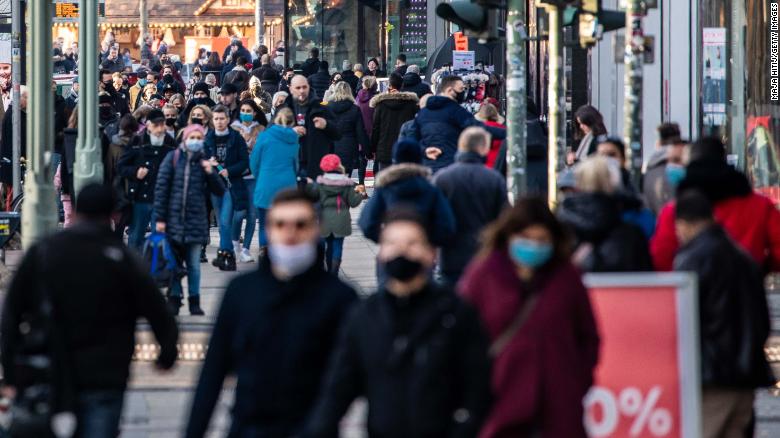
157, 65, 183, 96
186, 189, 357, 438
305, 209, 492, 438
408, 75, 505, 173
162, 104, 179, 138
101, 69, 129, 116
178, 82, 216, 127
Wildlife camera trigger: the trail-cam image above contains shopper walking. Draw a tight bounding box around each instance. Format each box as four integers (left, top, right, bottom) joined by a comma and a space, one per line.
369, 73, 419, 174
326, 82, 370, 179
459, 197, 600, 438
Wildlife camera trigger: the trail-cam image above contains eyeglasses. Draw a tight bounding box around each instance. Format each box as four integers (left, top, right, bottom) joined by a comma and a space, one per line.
269, 218, 314, 231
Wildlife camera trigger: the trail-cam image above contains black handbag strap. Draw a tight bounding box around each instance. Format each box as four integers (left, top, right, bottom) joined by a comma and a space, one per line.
488, 292, 540, 358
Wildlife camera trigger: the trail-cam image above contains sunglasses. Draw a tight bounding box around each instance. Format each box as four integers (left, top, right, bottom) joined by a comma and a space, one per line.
269, 218, 314, 231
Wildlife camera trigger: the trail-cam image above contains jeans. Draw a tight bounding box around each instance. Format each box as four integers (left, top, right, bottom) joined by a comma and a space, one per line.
128, 202, 154, 251
170, 243, 202, 298
211, 191, 236, 251
231, 179, 256, 250
74, 390, 124, 438
324, 235, 344, 268
256, 207, 268, 247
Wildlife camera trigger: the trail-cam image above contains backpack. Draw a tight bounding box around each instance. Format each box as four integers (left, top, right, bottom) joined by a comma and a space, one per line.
142, 232, 181, 288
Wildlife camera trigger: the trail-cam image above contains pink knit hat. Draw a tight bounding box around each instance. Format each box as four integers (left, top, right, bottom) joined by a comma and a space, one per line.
181, 123, 205, 141
320, 154, 342, 173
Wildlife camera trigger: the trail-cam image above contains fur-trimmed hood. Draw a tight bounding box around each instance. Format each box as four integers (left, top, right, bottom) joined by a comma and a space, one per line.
316, 173, 355, 187
369, 91, 419, 109
375, 163, 431, 187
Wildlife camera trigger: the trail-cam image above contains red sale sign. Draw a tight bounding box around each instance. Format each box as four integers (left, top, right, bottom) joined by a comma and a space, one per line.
583, 274, 701, 438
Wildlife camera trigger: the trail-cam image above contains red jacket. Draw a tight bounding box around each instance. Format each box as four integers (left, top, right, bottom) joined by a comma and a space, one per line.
484, 120, 506, 169
459, 251, 600, 438
651, 193, 780, 271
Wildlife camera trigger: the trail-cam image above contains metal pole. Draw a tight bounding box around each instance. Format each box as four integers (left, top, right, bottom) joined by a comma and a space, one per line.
545, 5, 565, 208
11, 0, 21, 199
21, 0, 56, 248
74, 0, 103, 196
255, 0, 265, 47
505, 0, 527, 203
139, 0, 148, 50
623, 0, 645, 189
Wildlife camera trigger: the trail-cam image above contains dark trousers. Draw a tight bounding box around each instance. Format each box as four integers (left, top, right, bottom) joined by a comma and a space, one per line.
74, 390, 124, 438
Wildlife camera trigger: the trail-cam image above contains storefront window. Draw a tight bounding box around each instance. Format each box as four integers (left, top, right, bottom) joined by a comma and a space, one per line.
287, 0, 382, 71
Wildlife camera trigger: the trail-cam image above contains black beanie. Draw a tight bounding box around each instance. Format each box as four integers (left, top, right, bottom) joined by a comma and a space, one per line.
192, 81, 210, 95
75, 183, 115, 219
392, 138, 423, 164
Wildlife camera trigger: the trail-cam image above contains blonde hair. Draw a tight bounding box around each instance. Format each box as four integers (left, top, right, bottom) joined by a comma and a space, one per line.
327, 81, 355, 103
574, 156, 621, 194
132, 104, 154, 122
169, 93, 185, 107
361, 75, 377, 91
188, 104, 213, 128
476, 103, 499, 122
142, 83, 157, 97
458, 127, 490, 153
274, 107, 295, 127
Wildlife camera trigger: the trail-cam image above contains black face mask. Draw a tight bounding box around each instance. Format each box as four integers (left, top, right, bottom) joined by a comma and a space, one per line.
455, 89, 466, 104
103, 80, 114, 92
191, 117, 204, 126
384, 255, 424, 282
163, 74, 173, 83
165, 118, 177, 127
191, 97, 207, 106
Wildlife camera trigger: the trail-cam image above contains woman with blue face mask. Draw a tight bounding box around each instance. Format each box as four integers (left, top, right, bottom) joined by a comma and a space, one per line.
459, 197, 600, 438
230, 99, 268, 263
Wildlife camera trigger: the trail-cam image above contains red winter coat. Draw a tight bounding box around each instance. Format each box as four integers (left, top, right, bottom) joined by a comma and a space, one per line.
459, 250, 600, 438
651, 195, 780, 272
483, 120, 506, 169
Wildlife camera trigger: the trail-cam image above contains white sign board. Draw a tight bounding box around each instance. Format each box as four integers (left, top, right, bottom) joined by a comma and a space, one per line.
452, 50, 475, 70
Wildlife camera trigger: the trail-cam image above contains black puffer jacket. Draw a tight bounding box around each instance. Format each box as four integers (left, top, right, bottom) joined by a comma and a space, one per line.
674, 226, 774, 387
400, 72, 432, 98
304, 284, 491, 438
283, 93, 341, 177
308, 70, 331, 101
328, 100, 370, 170
558, 192, 652, 272
154, 147, 225, 245
117, 132, 177, 203
369, 92, 419, 164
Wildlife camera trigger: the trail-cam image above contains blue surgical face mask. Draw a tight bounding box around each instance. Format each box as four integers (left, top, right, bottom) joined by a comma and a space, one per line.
185, 138, 204, 152
665, 164, 686, 187
509, 237, 553, 269
239, 113, 254, 123
138, 78, 148, 87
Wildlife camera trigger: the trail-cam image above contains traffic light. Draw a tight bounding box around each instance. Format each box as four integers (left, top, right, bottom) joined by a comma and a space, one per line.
435, 0, 502, 42
578, 0, 625, 48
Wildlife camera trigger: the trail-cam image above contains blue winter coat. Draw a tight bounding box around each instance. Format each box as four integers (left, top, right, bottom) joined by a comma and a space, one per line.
412, 96, 506, 173
250, 124, 301, 209
358, 163, 456, 247
154, 148, 225, 245
204, 129, 249, 210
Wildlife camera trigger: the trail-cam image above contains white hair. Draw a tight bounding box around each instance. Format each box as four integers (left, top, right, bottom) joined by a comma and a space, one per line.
273, 91, 289, 102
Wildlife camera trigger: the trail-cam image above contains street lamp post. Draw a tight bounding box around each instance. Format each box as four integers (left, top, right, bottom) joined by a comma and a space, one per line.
139, 0, 148, 48
544, 3, 565, 208
74, 0, 103, 197
623, 0, 646, 189
255, 0, 266, 47
11, 0, 22, 199
21, 0, 57, 248
505, 0, 527, 203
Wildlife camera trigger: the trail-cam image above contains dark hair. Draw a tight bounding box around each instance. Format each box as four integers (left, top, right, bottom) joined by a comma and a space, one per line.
319, 60, 329, 71
438, 75, 463, 94
690, 136, 726, 163
238, 99, 268, 125
310, 47, 320, 58
598, 136, 626, 158
258, 44, 269, 56
235, 56, 248, 66
480, 197, 569, 262
207, 52, 220, 65
526, 97, 540, 118
367, 57, 380, 68
675, 190, 713, 222
100, 69, 112, 78
657, 122, 682, 145
284, 67, 294, 74
396, 53, 407, 63
76, 183, 116, 219
574, 105, 607, 140
119, 113, 139, 134
381, 208, 429, 243
271, 188, 317, 211
388, 72, 404, 91
211, 104, 229, 116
